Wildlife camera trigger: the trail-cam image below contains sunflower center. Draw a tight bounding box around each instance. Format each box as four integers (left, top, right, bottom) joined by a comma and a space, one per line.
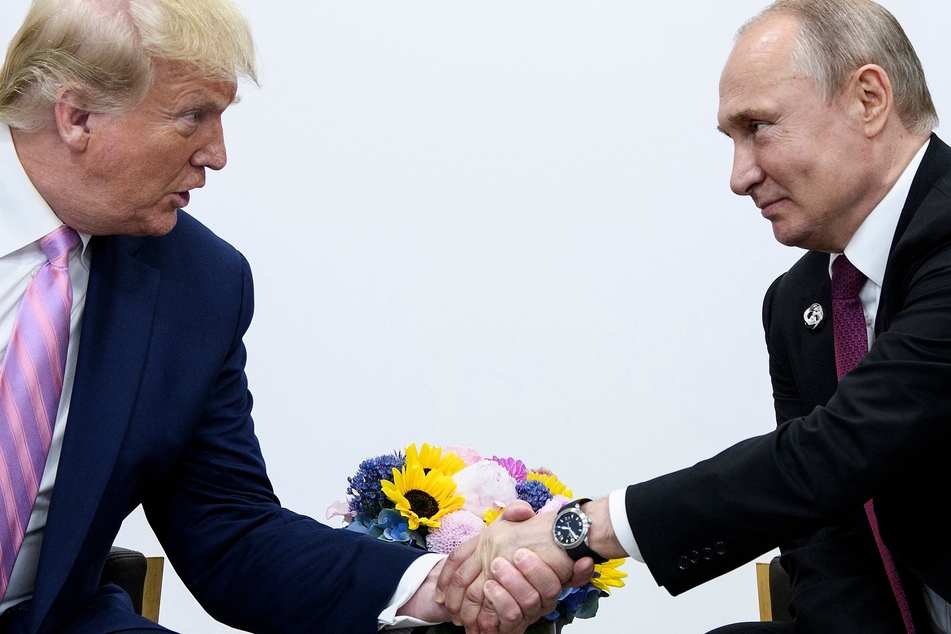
405, 489, 440, 519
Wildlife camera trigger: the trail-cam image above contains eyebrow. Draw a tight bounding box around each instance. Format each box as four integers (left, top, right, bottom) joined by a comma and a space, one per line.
716, 109, 764, 137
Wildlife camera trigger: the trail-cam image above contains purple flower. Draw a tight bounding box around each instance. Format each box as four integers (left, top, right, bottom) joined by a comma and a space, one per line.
516, 479, 553, 513
491, 456, 528, 481
347, 453, 405, 518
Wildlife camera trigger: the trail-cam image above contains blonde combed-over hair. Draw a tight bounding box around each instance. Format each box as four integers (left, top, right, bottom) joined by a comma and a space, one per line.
0, 0, 258, 131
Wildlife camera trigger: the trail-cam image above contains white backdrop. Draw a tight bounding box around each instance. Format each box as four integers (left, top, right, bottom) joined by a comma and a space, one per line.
3, 0, 950, 632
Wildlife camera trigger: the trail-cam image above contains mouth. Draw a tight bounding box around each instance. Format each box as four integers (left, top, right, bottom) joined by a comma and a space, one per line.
756, 197, 784, 219
171, 191, 191, 209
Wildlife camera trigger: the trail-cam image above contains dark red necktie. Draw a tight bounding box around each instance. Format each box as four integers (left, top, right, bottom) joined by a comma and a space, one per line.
831, 255, 915, 633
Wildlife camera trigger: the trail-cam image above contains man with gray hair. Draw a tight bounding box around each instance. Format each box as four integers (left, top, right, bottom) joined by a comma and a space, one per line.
437, 0, 951, 631
0, 0, 583, 632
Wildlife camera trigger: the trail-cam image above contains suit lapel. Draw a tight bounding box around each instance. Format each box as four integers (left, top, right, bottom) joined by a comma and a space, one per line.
782, 252, 839, 409
30, 235, 160, 628
879, 135, 951, 333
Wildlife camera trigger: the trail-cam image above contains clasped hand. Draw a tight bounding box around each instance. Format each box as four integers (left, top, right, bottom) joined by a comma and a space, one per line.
433, 501, 594, 633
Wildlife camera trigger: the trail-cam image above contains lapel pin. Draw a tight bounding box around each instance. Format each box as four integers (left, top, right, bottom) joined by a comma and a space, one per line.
803, 303, 824, 329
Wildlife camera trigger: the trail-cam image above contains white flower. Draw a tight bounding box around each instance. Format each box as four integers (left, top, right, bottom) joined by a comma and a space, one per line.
453, 460, 518, 515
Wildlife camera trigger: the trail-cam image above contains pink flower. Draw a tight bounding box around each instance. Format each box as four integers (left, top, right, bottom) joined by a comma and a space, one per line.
425, 510, 486, 554
444, 445, 482, 466
326, 499, 354, 523
454, 460, 518, 515
491, 456, 528, 481
538, 495, 571, 514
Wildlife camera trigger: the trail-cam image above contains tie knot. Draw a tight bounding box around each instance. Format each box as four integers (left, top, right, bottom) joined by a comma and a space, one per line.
38, 226, 80, 268
831, 255, 866, 300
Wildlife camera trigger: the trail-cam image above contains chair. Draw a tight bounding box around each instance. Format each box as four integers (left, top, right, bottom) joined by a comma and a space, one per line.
100, 547, 164, 623
755, 556, 793, 622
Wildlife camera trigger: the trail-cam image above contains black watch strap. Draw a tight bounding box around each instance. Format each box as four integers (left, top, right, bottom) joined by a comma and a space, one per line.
560, 498, 608, 564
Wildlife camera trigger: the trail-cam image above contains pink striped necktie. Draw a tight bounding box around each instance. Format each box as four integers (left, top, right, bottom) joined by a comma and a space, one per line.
831, 254, 915, 633
0, 225, 79, 600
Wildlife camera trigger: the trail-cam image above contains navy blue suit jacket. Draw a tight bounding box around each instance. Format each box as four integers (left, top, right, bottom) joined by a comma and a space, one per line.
624, 135, 951, 632
22, 212, 423, 633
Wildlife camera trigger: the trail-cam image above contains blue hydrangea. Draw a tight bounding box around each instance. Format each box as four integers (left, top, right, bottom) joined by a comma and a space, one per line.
366, 509, 426, 549
347, 453, 404, 519
515, 479, 553, 512
542, 584, 602, 622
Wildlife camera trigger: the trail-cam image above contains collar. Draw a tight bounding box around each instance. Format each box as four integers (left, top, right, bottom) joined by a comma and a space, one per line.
1, 123, 92, 265
833, 139, 930, 286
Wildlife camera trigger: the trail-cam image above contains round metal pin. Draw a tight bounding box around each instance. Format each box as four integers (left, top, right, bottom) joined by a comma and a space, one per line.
803, 303, 824, 329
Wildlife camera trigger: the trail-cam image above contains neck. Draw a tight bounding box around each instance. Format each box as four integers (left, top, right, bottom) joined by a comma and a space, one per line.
10, 126, 76, 227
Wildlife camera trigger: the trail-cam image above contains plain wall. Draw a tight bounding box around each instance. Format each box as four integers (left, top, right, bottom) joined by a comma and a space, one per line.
2, 0, 949, 631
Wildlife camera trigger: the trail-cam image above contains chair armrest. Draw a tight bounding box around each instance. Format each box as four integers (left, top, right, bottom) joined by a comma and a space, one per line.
100, 546, 164, 623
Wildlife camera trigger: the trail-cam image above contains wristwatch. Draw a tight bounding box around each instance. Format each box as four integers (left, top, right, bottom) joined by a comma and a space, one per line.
552, 498, 608, 564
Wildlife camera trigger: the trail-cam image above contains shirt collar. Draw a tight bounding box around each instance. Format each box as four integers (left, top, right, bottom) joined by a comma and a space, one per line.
836, 139, 930, 286
1, 123, 92, 265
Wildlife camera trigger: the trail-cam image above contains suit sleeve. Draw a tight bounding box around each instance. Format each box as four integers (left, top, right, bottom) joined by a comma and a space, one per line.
142, 249, 424, 633
620, 230, 951, 616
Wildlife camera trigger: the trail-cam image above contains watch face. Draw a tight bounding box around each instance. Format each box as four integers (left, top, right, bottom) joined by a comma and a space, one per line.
554, 508, 585, 548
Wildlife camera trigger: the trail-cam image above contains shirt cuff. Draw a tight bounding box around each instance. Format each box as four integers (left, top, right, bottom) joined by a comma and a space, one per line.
609, 488, 643, 562
378, 552, 447, 629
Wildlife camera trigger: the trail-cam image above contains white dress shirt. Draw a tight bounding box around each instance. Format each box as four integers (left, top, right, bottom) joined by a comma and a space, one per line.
0, 124, 440, 629
0, 124, 91, 612
608, 139, 950, 633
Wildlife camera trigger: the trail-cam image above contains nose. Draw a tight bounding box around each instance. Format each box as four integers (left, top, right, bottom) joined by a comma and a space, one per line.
729, 142, 764, 196
191, 119, 228, 171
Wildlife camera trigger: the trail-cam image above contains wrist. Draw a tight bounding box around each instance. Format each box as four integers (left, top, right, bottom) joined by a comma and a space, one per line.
397, 559, 452, 623
579, 498, 628, 560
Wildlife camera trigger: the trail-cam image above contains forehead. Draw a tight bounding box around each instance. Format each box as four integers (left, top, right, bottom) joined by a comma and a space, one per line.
148, 61, 238, 110
717, 15, 812, 123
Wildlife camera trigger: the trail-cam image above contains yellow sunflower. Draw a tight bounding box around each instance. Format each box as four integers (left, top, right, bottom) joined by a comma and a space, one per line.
527, 471, 573, 499
590, 558, 627, 594
381, 463, 464, 530
405, 443, 466, 476
483, 507, 502, 526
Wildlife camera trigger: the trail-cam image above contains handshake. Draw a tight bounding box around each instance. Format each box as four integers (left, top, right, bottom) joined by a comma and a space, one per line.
398, 498, 627, 633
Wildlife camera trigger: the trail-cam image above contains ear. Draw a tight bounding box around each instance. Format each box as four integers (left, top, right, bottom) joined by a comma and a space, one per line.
53, 89, 92, 151
849, 64, 893, 138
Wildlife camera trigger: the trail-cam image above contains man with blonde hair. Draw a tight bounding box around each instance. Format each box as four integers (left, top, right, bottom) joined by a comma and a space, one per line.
0, 1, 578, 632
438, 0, 951, 631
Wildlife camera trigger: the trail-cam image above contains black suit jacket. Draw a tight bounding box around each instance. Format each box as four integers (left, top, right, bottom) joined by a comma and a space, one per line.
19, 212, 423, 633
625, 135, 951, 632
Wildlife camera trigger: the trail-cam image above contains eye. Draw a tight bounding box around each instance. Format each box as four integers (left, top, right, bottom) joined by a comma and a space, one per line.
751, 121, 768, 133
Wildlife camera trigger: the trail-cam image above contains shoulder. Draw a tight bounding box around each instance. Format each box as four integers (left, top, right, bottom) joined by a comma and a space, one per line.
764, 252, 828, 312
95, 211, 253, 324
131, 211, 248, 274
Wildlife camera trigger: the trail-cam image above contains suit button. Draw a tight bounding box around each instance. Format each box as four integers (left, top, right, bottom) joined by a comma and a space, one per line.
677, 556, 690, 570
701, 547, 713, 561
689, 550, 700, 564
714, 541, 727, 555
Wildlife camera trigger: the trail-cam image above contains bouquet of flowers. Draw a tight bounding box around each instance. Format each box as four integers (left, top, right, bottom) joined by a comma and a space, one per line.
327, 443, 626, 629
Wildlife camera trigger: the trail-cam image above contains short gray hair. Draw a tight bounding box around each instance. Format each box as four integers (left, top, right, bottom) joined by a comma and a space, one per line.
0, 0, 258, 131
742, 0, 937, 135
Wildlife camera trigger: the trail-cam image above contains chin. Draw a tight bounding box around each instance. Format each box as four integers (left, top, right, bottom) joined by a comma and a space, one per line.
139, 210, 180, 237
770, 222, 808, 249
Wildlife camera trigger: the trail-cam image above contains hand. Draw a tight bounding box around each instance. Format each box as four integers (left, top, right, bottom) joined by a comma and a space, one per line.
397, 559, 452, 624
435, 501, 594, 632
